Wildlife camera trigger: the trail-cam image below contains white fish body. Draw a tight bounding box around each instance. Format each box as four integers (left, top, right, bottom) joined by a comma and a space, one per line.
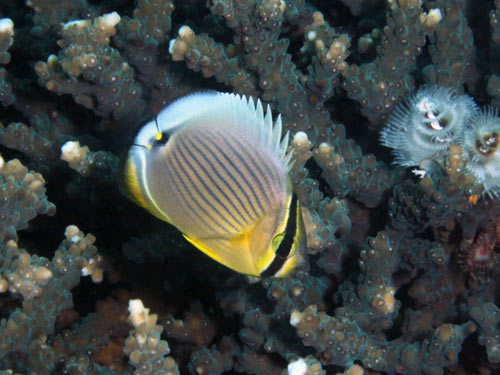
120, 92, 305, 277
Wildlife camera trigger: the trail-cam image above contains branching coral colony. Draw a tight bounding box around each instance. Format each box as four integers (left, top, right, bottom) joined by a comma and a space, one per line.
1, 0, 500, 374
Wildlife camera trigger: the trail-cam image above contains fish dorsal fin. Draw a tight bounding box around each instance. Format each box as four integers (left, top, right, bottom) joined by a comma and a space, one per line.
239, 94, 293, 172
154, 91, 294, 172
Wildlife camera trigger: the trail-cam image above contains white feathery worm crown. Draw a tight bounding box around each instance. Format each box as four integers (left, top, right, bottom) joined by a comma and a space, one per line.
380, 86, 477, 168
459, 108, 500, 197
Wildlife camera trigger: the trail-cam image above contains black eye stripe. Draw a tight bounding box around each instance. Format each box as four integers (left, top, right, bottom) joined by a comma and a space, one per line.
260, 193, 298, 277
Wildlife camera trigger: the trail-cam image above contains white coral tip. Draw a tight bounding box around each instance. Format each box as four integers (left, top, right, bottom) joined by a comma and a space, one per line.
290, 309, 302, 326
293, 131, 309, 146
63, 19, 90, 30
0, 18, 14, 35
101, 12, 121, 27
61, 141, 78, 153
168, 39, 177, 54
427, 8, 442, 24
129, 299, 145, 317
307, 30, 317, 41
178, 25, 194, 41
288, 358, 307, 375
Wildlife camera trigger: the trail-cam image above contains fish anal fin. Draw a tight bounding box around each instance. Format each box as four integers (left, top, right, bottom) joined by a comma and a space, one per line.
183, 213, 280, 276
184, 232, 262, 276
183, 234, 225, 265
232, 217, 277, 274
228, 232, 250, 253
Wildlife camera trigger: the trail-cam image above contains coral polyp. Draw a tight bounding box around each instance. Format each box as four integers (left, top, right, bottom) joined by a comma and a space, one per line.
460, 108, 500, 197
380, 86, 477, 168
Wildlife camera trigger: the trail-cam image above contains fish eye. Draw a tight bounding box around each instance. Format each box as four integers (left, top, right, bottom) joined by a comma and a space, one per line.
271, 232, 285, 251
152, 132, 169, 147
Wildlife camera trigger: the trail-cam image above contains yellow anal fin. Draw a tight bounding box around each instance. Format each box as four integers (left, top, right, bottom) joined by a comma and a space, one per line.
182, 234, 217, 263
246, 216, 281, 274
184, 233, 261, 276
183, 234, 225, 265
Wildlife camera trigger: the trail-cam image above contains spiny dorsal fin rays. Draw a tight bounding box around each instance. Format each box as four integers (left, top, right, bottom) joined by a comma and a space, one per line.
266, 104, 274, 148
281, 130, 295, 171
273, 113, 282, 150
280, 129, 289, 156
246, 95, 271, 149
270, 113, 295, 172
264, 103, 273, 132
236, 93, 295, 172
255, 97, 264, 123
171, 92, 292, 173
284, 149, 295, 171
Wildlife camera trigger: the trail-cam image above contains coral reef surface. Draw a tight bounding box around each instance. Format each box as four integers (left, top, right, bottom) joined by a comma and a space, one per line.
0, 0, 499, 374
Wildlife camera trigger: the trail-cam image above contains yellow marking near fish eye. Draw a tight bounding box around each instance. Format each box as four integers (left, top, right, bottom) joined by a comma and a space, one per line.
156, 132, 163, 141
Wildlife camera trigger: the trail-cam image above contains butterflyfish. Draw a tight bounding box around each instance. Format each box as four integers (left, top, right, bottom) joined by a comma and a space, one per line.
118, 92, 306, 277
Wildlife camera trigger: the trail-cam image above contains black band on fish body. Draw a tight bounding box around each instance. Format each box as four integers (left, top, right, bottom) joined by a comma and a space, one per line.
260, 193, 298, 277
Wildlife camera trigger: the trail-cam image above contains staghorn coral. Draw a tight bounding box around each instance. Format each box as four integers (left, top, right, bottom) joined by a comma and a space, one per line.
387, 146, 484, 231
422, 0, 477, 90
469, 302, 500, 364
291, 304, 477, 374
188, 335, 239, 375
25, 0, 92, 35
0, 223, 105, 374
0, 18, 14, 65
125, 299, 179, 375
341, 0, 430, 128
60, 140, 117, 178
283, 355, 325, 375
0, 154, 55, 245
1, 0, 500, 374
34, 12, 145, 122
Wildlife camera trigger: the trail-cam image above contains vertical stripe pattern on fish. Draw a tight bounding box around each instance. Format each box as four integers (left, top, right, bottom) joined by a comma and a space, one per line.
119, 92, 306, 277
